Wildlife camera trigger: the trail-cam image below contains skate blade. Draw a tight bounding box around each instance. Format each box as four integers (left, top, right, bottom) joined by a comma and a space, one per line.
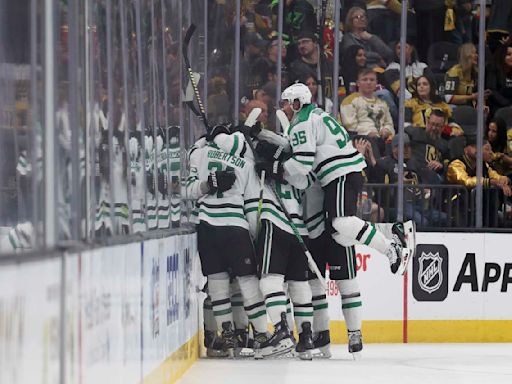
351, 351, 362, 361
403, 220, 417, 259
206, 349, 230, 358
398, 247, 413, 275
236, 348, 255, 358
297, 350, 313, 360
312, 345, 332, 359
261, 339, 294, 358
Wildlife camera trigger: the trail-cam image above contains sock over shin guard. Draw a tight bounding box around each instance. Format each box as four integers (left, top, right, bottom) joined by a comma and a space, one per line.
288, 280, 313, 333
332, 216, 392, 254
203, 295, 217, 332
208, 272, 233, 330
309, 278, 330, 332
336, 278, 362, 332
260, 274, 287, 326
230, 280, 248, 330
237, 275, 267, 333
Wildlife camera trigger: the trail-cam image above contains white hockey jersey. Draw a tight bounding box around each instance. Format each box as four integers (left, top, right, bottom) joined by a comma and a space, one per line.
283, 104, 367, 187
186, 134, 252, 229
211, 131, 310, 239
303, 178, 326, 240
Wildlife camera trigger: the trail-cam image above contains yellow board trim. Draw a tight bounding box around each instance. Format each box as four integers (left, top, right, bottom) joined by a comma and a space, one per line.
330, 320, 512, 344
143, 333, 198, 384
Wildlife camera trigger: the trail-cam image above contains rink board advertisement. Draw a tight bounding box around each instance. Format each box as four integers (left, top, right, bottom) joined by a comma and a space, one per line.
0, 232, 200, 384
326, 232, 512, 343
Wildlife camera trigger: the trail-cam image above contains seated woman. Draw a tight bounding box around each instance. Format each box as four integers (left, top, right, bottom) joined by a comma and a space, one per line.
486, 117, 512, 177
444, 43, 489, 106
340, 6, 394, 68
405, 75, 463, 136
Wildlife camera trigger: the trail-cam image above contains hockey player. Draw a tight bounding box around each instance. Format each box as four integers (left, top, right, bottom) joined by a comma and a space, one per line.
186, 126, 268, 358
255, 83, 416, 358
258, 83, 415, 275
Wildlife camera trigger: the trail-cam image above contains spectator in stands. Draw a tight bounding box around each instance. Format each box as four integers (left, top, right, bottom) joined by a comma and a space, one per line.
486, 43, 512, 117
240, 32, 268, 99
353, 136, 385, 221
242, 99, 269, 127
365, 0, 402, 44
253, 34, 289, 93
405, 75, 461, 136
444, 43, 490, 106
447, 135, 512, 226
406, 109, 451, 184
450, 0, 474, 45
340, 68, 394, 156
487, 0, 512, 53
385, 40, 433, 100
277, 0, 317, 49
302, 74, 333, 115
373, 133, 447, 226
486, 117, 512, 177
341, 7, 393, 68
413, 0, 449, 62
341, 45, 398, 121
290, 30, 334, 100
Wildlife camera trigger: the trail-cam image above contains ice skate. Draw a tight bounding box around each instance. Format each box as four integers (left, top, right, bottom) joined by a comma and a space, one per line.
348, 330, 363, 360
295, 322, 315, 360
253, 331, 270, 360
399, 220, 416, 274
234, 328, 254, 358
312, 330, 331, 358
259, 312, 294, 358
386, 240, 403, 274
204, 330, 229, 358
221, 321, 236, 358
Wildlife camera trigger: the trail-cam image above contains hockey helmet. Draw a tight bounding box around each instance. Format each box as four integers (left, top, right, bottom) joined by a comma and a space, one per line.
281, 82, 312, 112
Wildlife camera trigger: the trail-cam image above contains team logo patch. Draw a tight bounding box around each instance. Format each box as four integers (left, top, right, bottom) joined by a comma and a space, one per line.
413, 244, 449, 302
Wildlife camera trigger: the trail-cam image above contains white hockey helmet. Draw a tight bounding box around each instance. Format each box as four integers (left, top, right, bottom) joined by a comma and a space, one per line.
281, 82, 312, 112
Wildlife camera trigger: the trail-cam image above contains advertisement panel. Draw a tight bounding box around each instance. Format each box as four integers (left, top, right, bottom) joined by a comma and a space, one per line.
409, 232, 512, 320
0, 258, 61, 384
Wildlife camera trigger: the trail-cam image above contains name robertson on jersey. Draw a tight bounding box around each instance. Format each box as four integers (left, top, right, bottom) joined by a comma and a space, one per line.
207, 150, 246, 168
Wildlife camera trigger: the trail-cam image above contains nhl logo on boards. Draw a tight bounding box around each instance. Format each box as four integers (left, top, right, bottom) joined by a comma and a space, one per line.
413, 244, 449, 302
418, 252, 443, 294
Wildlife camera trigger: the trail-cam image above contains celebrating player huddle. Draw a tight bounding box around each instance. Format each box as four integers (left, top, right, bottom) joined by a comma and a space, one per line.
186, 83, 416, 360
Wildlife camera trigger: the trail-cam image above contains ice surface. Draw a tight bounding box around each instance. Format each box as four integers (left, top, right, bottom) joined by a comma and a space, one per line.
178, 344, 512, 384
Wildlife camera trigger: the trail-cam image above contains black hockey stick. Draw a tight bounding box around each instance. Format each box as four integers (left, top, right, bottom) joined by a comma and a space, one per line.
183, 24, 210, 133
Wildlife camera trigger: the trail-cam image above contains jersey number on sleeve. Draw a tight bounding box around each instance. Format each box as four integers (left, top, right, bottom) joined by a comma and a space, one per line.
291, 131, 307, 146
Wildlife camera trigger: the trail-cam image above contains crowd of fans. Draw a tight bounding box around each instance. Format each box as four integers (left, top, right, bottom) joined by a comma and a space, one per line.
206, 0, 512, 227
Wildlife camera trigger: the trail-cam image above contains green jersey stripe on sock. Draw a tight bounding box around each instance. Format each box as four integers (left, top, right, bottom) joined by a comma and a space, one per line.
213, 308, 233, 316
248, 310, 267, 320
342, 301, 362, 309
313, 303, 328, 310
266, 300, 288, 308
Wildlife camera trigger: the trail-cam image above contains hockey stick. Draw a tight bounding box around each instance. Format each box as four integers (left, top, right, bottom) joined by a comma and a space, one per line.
182, 24, 210, 132
242, 110, 326, 286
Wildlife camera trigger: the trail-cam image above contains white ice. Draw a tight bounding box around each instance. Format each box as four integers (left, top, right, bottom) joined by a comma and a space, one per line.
178, 344, 512, 384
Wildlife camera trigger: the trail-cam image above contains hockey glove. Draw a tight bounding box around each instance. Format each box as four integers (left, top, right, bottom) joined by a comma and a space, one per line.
207, 169, 236, 194
255, 160, 284, 182
255, 140, 289, 162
